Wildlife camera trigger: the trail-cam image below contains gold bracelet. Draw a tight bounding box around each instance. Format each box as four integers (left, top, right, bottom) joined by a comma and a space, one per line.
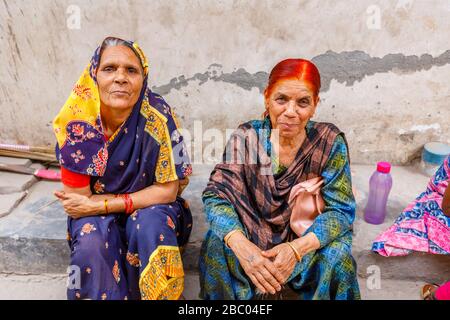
224, 229, 243, 248
286, 241, 301, 262
104, 199, 109, 215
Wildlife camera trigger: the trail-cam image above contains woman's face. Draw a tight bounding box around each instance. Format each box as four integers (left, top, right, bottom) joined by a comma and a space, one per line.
97, 45, 144, 111
265, 79, 319, 139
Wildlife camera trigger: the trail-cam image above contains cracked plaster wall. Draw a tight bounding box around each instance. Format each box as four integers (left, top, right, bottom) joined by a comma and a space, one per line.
0, 0, 449, 164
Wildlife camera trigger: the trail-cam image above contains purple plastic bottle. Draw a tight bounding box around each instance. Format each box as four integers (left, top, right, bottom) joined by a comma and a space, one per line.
364, 162, 393, 225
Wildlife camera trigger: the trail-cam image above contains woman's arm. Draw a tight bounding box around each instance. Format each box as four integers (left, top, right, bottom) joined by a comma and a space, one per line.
305, 134, 356, 248
442, 184, 450, 216
55, 180, 179, 219
62, 184, 92, 197
203, 191, 246, 240
90, 180, 179, 212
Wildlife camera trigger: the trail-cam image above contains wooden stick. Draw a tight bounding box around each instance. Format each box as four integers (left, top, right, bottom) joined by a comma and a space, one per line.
0, 144, 54, 154
0, 149, 58, 164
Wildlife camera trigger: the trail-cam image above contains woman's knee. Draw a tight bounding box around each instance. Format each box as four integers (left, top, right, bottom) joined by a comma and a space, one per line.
126, 204, 180, 246
127, 205, 177, 232
70, 221, 110, 260
317, 240, 355, 271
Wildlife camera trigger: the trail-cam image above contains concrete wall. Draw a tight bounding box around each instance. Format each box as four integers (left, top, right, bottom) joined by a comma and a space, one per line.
1, 0, 449, 164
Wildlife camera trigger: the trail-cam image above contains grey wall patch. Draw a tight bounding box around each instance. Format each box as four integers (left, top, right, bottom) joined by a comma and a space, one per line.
152, 50, 450, 95
153, 66, 268, 95
313, 50, 450, 91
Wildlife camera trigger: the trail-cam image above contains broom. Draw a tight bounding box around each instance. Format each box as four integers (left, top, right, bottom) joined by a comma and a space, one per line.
0, 143, 58, 165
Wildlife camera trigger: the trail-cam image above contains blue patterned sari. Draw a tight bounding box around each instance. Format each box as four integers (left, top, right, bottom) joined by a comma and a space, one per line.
54, 38, 192, 300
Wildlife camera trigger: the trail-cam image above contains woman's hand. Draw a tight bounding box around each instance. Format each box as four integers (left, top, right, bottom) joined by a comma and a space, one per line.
227, 231, 284, 295
54, 190, 102, 219
261, 233, 321, 282
261, 243, 298, 283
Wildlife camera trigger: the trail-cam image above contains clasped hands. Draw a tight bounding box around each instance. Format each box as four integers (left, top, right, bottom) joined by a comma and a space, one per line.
226, 230, 320, 295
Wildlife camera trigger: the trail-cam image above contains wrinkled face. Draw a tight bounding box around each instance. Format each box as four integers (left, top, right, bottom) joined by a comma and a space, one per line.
97, 45, 144, 111
265, 79, 319, 139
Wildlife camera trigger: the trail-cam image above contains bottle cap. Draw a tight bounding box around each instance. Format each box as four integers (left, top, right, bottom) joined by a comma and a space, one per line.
377, 162, 391, 174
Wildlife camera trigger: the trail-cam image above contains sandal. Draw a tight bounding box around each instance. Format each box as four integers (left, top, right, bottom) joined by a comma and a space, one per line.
421, 283, 439, 300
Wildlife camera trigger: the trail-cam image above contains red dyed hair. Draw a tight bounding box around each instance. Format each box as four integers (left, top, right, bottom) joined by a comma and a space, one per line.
264, 59, 321, 114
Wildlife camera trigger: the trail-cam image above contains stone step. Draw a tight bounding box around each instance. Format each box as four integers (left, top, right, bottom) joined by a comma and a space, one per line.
0, 192, 28, 218
0, 157, 40, 195
358, 277, 424, 300
0, 271, 425, 300
0, 156, 32, 167
0, 159, 44, 216
0, 165, 212, 274
355, 250, 450, 284
0, 171, 37, 195
0, 162, 447, 285
0, 271, 202, 300
0, 178, 69, 274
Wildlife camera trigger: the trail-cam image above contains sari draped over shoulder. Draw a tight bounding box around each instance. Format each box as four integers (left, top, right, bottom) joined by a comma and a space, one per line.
204, 118, 343, 250
53, 38, 192, 300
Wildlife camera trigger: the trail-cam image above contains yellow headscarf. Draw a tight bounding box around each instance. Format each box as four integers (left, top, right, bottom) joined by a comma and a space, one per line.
52, 37, 149, 175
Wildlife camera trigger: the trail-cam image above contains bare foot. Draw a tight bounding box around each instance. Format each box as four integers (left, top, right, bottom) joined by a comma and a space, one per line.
421, 283, 439, 300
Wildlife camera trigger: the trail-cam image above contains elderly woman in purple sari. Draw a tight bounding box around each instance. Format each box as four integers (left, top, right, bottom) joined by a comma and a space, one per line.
53, 37, 192, 300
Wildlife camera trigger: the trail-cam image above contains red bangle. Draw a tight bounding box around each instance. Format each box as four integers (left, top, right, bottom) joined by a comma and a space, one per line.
129, 195, 134, 214
118, 194, 134, 215
125, 194, 132, 214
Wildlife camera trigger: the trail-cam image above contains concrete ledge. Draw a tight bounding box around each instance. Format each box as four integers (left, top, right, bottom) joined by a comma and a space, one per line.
0, 237, 69, 274
355, 250, 450, 283
0, 164, 211, 274
0, 157, 32, 167
0, 192, 27, 218
0, 236, 204, 274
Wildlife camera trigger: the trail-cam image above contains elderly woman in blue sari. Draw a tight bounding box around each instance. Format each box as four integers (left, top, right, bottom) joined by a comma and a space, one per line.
53, 37, 192, 300
199, 59, 360, 300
